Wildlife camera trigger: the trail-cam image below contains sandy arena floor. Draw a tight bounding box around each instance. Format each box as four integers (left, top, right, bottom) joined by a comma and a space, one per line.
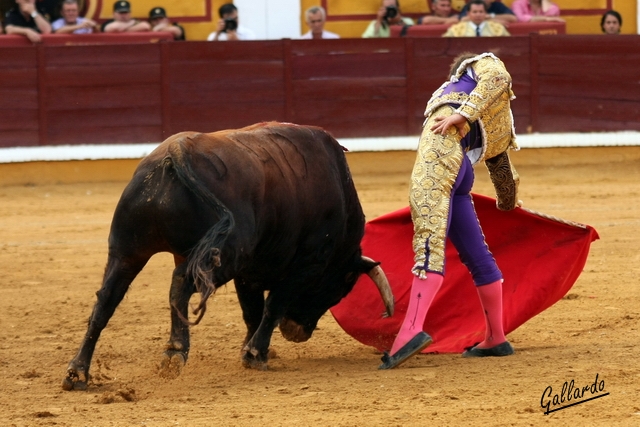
0, 146, 639, 426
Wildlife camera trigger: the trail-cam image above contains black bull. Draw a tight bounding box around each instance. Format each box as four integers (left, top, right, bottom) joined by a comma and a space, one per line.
63, 122, 394, 390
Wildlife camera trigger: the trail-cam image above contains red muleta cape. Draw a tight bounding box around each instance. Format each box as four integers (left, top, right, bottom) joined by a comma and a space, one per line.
330, 194, 599, 353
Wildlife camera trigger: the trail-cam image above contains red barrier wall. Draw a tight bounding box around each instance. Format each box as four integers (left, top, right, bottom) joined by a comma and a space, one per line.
0, 34, 639, 148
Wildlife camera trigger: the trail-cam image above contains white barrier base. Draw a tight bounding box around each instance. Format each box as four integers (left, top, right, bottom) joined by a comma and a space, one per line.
1, 131, 639, 163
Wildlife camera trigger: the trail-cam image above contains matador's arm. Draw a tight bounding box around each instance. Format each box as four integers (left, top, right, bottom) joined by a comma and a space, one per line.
485, 151, 520, 211
454, 57, 512, 123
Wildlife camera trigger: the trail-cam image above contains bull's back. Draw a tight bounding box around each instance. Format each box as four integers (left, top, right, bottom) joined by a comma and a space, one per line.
112, 123, 363, 263
164, 123, 354, 214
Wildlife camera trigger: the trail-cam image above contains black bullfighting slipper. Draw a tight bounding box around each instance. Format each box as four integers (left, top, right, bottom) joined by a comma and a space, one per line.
378, 331, 432, 370
461, 341, 514, 358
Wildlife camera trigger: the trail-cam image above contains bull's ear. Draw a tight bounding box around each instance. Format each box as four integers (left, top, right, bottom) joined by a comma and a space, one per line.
345, 272, 357, 283
344, 257, 377, 282
360, 256, 380, 273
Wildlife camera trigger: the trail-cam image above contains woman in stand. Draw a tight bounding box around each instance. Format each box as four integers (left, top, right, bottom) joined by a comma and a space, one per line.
600, 10, 622, 34
511, 0, 564, 22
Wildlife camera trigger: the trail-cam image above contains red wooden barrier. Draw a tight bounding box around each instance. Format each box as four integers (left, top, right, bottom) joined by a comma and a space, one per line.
164, 40, 286, 136
0, 47, 39, 146
0, 34, 638, 148
44, 43, 164, 145
289, 38, 408, 137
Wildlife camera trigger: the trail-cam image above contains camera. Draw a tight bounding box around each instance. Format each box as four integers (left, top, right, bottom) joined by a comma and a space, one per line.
384, 6, 398, 20
224, 18, 238, 32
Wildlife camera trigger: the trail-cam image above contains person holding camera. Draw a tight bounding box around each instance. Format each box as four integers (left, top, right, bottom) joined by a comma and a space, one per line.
207, 3, 255, 41
362, 0, 413, 38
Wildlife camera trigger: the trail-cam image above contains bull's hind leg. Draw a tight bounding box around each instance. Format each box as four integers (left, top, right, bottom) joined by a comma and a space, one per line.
63, 255, 147, 391
160, 260, 195, 379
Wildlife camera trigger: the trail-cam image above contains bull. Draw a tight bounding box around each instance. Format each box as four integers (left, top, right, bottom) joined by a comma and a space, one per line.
63, 122, 394, 391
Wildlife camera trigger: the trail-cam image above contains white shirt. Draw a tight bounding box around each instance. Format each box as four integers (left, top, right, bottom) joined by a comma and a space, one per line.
51, 17, 93, 34
300, 30, 340, 39
207, 25, 256, 41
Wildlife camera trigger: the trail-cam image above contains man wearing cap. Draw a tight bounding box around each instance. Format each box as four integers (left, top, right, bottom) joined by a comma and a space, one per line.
3, 0, 52, 43
148, 7, 184, 40
52, 0, 99, 34
102, 0, 151, 33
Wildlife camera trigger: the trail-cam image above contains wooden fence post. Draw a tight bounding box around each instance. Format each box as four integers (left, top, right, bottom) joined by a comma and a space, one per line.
160, 42, 171, 140
36, 44, 47, 146
529, 33, 540, 133
282, 38, 294, 123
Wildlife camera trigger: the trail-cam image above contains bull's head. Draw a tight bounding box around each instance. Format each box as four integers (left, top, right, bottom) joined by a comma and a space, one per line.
278, 256, 393, 342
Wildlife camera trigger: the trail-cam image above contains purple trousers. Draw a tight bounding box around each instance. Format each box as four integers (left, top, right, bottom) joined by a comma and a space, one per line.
445, 154, 502, 286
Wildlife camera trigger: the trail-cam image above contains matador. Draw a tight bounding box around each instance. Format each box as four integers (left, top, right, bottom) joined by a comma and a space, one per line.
379, 52, 521, 369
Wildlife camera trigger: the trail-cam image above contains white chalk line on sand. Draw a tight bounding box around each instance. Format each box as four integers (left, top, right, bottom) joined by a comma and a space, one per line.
1, 131, 639, 164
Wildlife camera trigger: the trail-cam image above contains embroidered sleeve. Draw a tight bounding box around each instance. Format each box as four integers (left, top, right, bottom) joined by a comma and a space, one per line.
485, 151, 519, 211
455, 57, 512, 123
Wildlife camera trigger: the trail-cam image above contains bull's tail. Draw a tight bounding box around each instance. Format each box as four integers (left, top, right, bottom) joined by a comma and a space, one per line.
164, 138, 236, 325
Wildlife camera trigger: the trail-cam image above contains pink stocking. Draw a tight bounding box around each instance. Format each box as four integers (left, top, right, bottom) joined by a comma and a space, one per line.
389, 273, 443, 355
475, 279, 507, 348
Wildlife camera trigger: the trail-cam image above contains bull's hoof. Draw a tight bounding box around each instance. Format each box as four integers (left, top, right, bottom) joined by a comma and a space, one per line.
241, 347, 268, 371
62, 361, 90, 391
62, 378, 88, 391
159, 350, 186, 379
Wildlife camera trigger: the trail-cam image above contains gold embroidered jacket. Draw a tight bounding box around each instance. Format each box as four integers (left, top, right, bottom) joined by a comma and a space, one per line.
442, 21, 511, 37
424, 52, 520, 211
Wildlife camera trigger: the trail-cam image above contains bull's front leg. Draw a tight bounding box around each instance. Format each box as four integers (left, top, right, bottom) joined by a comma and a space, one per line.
160, 261, 195, 379
234, 278, 264, 348
240, 290, 292, 370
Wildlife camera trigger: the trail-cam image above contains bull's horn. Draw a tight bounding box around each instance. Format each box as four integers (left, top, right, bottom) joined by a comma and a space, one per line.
362, 256, 394, 318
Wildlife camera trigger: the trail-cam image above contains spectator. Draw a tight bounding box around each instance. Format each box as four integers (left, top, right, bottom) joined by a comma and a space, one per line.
207, 3, 255, 41
148, 7, 184, 40
601, 10, 622, 35
101, 1, 151, 33
444, 0, 509, 36
511, 0, 563, 23
301, 5, 339, 39
459, 0, 517, 26
362, 0, 414, 38
3, 0, 52, 43
52, 0, 99, 34
418, 0, 459, 25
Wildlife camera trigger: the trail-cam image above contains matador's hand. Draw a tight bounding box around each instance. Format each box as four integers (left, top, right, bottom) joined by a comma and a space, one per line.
430, 113, 469, 137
